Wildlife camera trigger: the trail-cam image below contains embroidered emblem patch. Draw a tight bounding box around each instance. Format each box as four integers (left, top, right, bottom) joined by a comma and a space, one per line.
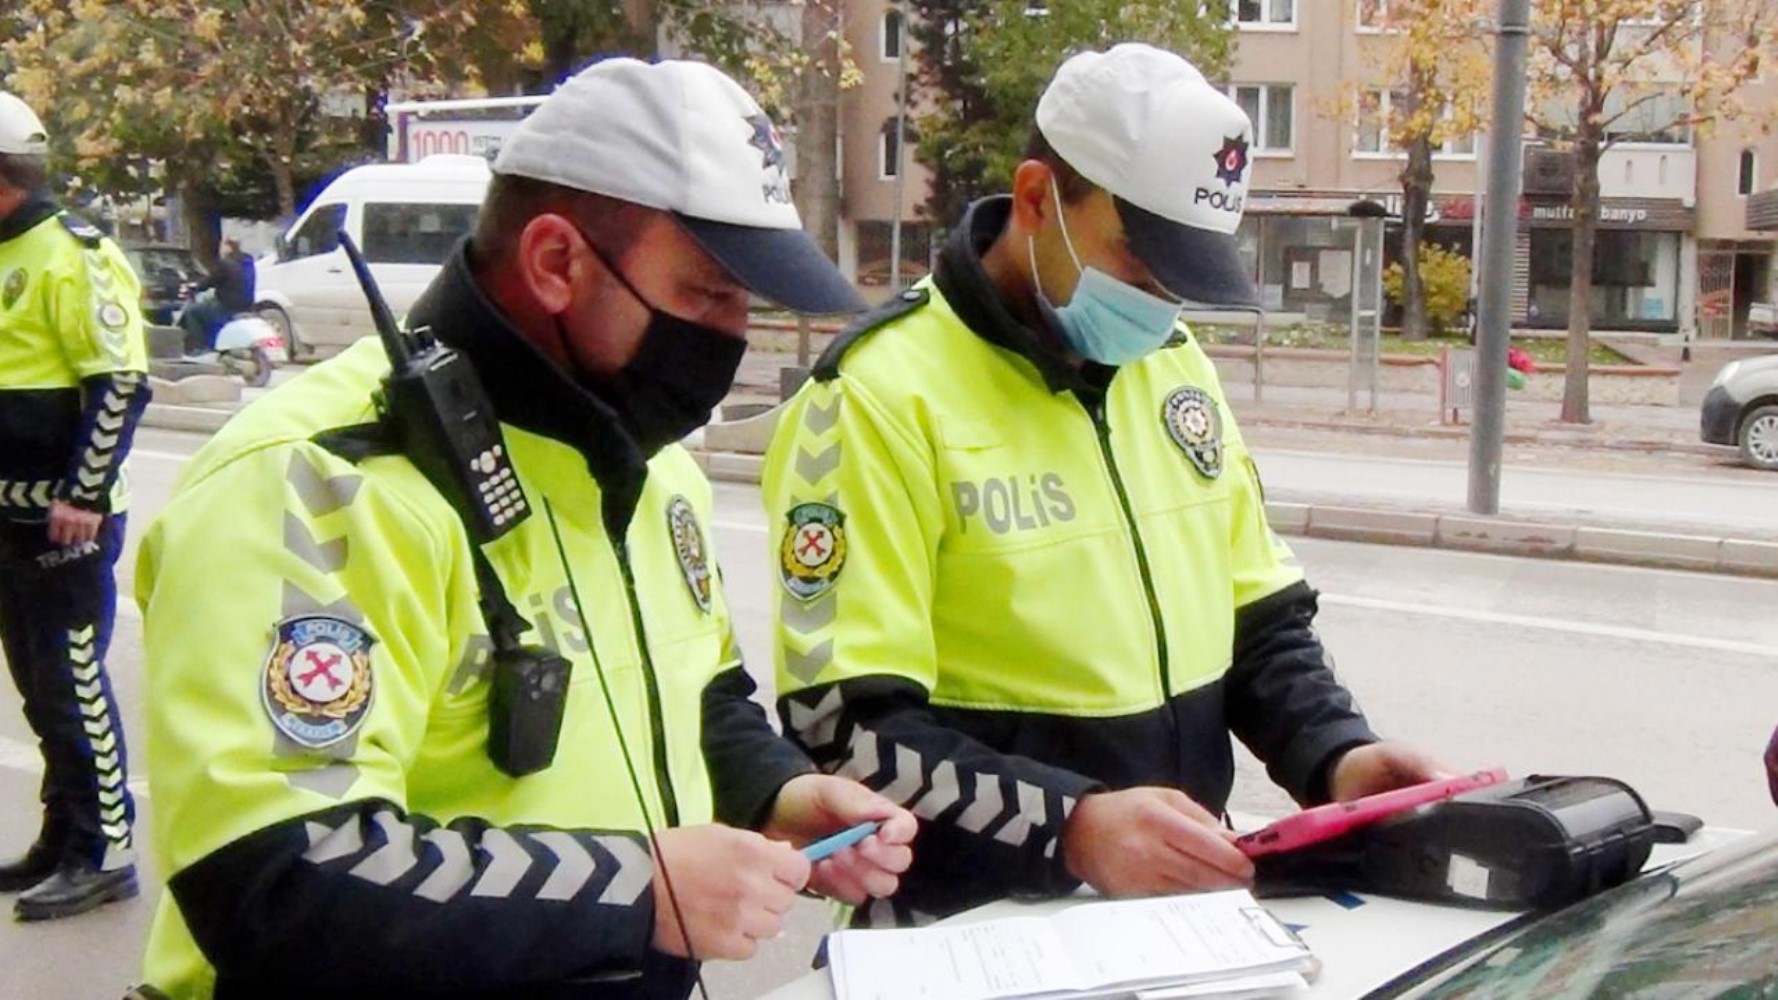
1213, 135, 1250, 187
1, 269, 24, 310
97, 301, 128, 330
262, 615, 375, 749
667, 495, 713, 614
1162, 386, 1224, 480
780, 501, 847, 602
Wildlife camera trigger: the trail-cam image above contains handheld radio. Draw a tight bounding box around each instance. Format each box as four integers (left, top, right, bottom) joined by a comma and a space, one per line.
338, 234, 527, 542
338, 232, 569, 777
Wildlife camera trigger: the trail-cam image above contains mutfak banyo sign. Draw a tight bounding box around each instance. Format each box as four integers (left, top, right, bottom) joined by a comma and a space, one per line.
1526, 198, 1693, 230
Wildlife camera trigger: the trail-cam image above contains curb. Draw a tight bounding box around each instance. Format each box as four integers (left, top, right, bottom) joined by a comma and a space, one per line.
1237, 414, 1719, 457
691, 450, 1778, 581
142, 403, 233, 434
135, 408, 1765, 579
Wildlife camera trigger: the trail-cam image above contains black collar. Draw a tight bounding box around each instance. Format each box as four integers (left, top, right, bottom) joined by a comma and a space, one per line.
406, 242, 649, 535
0, 195, 58, 244
932, 196, 1111, 398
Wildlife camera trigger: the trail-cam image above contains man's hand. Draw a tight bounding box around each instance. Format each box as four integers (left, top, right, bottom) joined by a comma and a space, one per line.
47, 501, 102, 548
1328, 742, 1451, 802
761, 773, 916, 905
649, 824, 810, 961
1061, 787, 1253, 897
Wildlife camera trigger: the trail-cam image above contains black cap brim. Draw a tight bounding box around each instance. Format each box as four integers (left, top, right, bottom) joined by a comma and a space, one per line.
676, 214, 866, 316
1116, 197, 1259, 309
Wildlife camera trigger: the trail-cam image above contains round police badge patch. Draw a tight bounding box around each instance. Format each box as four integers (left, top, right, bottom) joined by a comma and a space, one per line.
1, 269, 24, 310
262, 616, 375, 749
1162, 386, 1224, 480
97, 301, 129, 330
780, 502, 846, 602
667, 495, 713, 614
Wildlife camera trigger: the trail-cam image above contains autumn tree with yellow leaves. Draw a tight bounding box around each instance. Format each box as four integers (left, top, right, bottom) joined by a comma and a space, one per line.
1528, 0, 1775, 423
1349, 0, 1492, 341
4, 0, 511, 259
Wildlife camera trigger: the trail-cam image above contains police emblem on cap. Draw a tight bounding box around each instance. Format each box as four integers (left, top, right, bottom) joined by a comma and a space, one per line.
667, 495, 713, 614
1162, 386, 1224, 480
780, 501, 846, 601
1, 269, 23, 310
746, 113, 793, 205
1213, 136, 1250, 187
262, 615, 375, 749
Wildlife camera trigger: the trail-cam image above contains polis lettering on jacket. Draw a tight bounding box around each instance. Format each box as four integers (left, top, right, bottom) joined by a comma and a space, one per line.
951, 474, 1077, 535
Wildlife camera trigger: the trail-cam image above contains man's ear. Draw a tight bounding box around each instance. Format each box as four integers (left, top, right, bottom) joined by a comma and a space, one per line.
514, 213, 582, 315
1007, 160, 1059, 238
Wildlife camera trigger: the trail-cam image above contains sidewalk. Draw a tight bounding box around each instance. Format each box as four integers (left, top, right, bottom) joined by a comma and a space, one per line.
142, 346, 1778, 578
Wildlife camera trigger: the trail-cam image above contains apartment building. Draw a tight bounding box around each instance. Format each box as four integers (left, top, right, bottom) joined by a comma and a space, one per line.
833, 0, 1778, 337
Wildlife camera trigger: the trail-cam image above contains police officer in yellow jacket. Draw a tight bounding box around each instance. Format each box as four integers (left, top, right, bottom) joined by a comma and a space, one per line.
766, 45, 1444, 927
136, 60, 914, 999
0, 91, 148, 920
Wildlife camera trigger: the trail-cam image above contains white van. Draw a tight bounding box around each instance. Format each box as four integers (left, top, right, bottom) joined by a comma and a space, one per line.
254, 155, 491, 355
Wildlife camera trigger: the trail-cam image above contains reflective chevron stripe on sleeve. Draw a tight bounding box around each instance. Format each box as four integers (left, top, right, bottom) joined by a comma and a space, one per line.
0, 479, 56, 511
270, 450, 370, 801
779, 384, 845, 683
61, 371, 147, 508
785, 685, 1075, 860
300, 809, 652, 907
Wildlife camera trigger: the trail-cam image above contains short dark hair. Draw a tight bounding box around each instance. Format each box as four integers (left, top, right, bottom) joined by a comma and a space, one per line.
472, 173, 654, 263
0, 152, 48, 194
1022, 128, 1099, 204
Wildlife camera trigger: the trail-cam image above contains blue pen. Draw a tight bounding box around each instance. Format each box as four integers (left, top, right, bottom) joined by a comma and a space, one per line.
803, 820, 881, 861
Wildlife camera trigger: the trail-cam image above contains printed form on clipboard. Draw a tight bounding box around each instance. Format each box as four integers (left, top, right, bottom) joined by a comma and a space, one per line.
826, 889, 1315, 1000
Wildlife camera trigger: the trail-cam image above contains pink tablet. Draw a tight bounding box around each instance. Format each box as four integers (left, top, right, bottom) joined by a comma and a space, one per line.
1237, 768, 1510, 858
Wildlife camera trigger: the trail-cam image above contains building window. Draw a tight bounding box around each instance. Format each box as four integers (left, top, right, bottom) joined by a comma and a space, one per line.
1528, 229, 1680, 327
1232, 84, 1294, 153
1235, 0, 1295, 27
1538, 90, 1690, 147
879, 119, 904, 180
1740, 149, 1758, 196
1357, 0, 1388, 29
881, 9, 903, 63
1355, 90, 1476, 157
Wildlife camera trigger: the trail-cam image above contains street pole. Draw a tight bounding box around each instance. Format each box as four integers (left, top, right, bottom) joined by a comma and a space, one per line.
1467, 0, 1530, 516
1470, 130, 1486, 305
887, 6, 910, 292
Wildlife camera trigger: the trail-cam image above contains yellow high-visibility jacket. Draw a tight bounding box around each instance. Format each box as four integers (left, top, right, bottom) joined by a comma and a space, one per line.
0, 199, 148, 518
138, 250, 810, 999
767, 197, 1376, 927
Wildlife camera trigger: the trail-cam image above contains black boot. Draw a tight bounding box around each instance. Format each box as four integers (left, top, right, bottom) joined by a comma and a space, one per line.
0, 840, 60, 893
13, 863, 137, 921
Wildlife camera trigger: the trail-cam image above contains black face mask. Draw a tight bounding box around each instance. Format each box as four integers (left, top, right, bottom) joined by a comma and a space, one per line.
566, 235, 748, 457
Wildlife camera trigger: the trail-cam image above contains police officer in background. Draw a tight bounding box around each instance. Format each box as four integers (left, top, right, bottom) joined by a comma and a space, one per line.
0, 91, 148, 920
765, 45, 1446, 928
135, 60, 913, 998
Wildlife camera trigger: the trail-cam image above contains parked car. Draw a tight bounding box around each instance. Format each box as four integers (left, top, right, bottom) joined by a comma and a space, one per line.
1376, 829, 1778, 998
121, 243, 198, 326
1700, 354, 1778, 470
254, 155, 489, 357
1748, 301, 1778, 339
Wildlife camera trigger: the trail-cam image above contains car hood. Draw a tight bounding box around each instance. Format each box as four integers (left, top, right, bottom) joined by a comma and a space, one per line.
1385, 830, 1778, 998
1730, 354, 1778, 378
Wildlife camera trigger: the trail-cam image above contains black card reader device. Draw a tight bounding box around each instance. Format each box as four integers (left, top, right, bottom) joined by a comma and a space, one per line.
1255, 775, 1658, 911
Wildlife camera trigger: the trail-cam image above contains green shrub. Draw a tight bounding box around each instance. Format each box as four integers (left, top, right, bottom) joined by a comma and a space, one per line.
1383, 245, 1473, 336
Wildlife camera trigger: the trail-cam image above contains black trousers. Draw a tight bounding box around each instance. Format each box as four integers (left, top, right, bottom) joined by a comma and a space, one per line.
0, 515, 135, 870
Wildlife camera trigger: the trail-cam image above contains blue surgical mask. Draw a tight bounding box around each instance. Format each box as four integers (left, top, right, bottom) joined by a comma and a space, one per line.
1029, 181, 1184, 367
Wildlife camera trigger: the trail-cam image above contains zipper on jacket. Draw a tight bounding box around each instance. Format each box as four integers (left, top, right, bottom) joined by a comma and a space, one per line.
613, 538, 682, 829
1085, 400, 1173, 699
